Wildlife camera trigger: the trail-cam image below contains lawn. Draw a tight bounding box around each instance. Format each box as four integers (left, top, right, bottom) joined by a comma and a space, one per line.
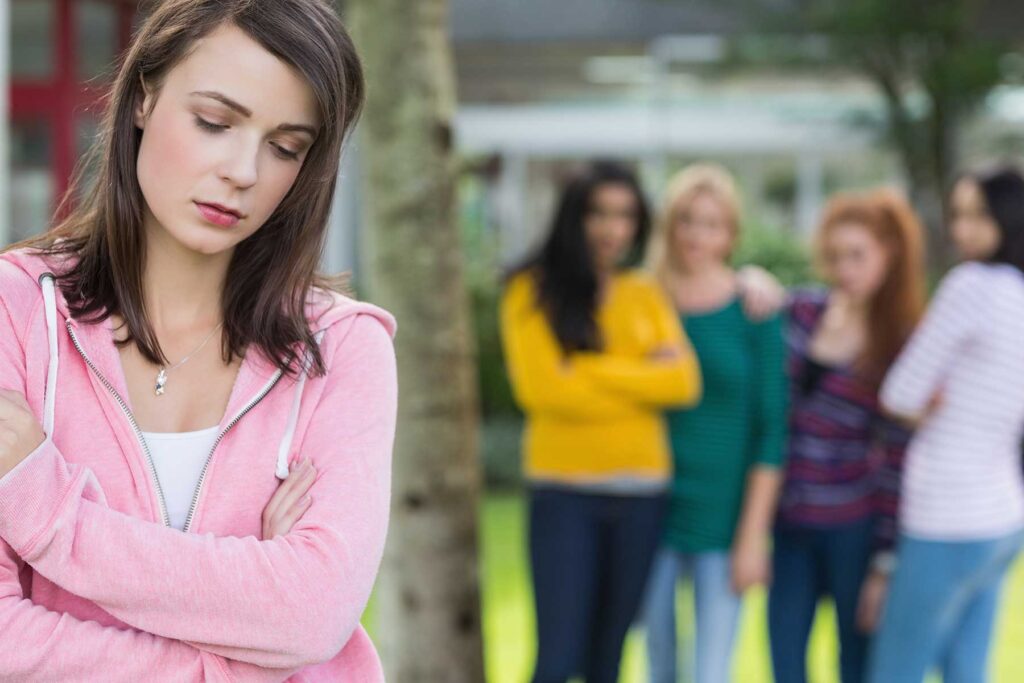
481, 493, 1024, 683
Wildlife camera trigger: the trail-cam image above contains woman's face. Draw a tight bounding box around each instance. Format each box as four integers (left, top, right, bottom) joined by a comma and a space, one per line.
669, 190, 734, 271
133, 22, 321, 258
822, 221, 891, 304
584, 182, 640, 273
950, 178, 1001, 261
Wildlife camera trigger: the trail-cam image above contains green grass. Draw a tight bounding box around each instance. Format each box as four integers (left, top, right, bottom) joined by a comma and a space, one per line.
481, 493, 1024, 683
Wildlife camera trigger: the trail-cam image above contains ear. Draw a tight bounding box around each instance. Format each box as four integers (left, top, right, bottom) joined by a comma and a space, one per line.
134, 74, 153, 130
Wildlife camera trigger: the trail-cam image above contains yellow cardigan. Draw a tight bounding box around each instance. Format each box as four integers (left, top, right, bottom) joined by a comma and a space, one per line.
500, 269, 702, 486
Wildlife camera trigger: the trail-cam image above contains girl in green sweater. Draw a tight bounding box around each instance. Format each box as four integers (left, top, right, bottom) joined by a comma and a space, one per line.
641, 164, 789, 683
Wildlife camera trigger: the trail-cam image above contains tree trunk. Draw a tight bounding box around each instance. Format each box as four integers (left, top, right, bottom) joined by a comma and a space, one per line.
347, 1, 485, 681
875, 76, 951, 273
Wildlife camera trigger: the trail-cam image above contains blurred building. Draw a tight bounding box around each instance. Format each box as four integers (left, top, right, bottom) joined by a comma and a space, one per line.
2, 0, 139, 245
450, 0, 1024, 264
2, 0, 1021, 274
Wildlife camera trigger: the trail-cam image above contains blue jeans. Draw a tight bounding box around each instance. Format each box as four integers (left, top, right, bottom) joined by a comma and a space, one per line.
641, 548, 741, 683
768, 519, 874, 683
868, 530, 1024, 683
528, 486, 668, 683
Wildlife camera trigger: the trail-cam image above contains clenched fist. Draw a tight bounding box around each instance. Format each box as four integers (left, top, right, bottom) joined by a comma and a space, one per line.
0, 390, 45, 479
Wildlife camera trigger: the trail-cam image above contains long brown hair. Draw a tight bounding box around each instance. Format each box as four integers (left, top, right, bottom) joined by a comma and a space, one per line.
815, 188, 927, 387
9, 0, 364, 377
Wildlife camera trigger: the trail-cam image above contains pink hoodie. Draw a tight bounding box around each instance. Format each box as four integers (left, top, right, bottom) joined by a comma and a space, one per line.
0, 248, 397, 682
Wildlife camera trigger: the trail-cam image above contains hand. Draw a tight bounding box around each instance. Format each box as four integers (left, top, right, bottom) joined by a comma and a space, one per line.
262, 458, 317, 539
736, 265, 786, 321
0, 390, 46, 479
731, 532, 771, 594
647, 345, 683, 362
856, 570, 889, 633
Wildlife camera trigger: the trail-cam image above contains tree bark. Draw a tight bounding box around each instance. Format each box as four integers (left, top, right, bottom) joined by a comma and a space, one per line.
347, 1, 485, 680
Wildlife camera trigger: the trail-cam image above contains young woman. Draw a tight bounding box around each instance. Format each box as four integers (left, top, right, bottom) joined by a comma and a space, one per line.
769, 189, 926, 683
0, 3, 396, 681
869, 166, 1024, 682
499, 161, 702, 683
641, 164, 788, 683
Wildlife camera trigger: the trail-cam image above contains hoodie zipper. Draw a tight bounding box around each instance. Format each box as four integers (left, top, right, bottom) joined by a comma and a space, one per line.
67, 321, 285, 532
66, 322, 173, 528
181, 369, 283, 533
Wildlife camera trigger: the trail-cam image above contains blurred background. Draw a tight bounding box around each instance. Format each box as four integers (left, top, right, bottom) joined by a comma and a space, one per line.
3, 0, 1024, 680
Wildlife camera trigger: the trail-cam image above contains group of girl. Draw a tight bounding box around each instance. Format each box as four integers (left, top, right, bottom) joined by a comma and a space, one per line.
500, 159, 1024, 683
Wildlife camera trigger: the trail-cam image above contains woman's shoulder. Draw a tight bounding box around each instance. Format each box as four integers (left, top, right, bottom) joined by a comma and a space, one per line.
306, 287, 397, 351
940, 260, 1004, 292
784, 285, 828, 332
614, 268, 660, 291
501, 269, 539, 310
787, 285, 827, 314
0, 248, 53, 316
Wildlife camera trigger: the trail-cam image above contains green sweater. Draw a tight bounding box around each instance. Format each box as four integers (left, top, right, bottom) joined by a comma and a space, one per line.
664, 297, 788, 553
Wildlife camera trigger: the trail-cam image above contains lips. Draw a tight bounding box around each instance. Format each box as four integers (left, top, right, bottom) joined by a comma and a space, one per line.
194, 201, 242, 228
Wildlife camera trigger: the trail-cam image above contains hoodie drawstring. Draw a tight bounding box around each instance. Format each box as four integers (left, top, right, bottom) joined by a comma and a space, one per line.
39, 273, 59, 438
37, 270, 318, 481
275, 329, 327, 480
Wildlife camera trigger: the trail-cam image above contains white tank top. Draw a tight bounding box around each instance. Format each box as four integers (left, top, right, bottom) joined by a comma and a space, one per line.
141, 426, 221, 530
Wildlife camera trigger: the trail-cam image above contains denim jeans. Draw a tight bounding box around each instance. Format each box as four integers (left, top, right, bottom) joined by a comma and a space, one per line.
641, 548, 741, 683
868, 529, 1024, 683
768, 519, 874, 683
528, 486, 668, 683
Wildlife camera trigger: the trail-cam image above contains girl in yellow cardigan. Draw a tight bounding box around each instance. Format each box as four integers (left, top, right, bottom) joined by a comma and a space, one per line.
500, 161, 701, 683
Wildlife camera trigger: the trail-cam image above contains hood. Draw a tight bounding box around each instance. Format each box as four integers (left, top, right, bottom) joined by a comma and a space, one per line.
0, 248, 397, 340
4, 246, 397, 484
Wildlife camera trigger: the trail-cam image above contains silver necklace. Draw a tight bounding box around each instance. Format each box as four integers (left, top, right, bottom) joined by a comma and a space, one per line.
155, 322, 224, 396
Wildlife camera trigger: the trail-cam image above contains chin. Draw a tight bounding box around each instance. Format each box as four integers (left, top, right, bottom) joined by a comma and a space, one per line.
168, 225, 241, 257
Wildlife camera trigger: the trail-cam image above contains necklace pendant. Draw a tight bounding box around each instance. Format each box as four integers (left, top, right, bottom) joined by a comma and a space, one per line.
155, 368, 168, 396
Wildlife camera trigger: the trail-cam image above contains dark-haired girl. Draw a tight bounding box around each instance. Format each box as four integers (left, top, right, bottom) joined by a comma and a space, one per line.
869, 167, 1024, 682
0, 3, 394, 681
499, 161, 702, 683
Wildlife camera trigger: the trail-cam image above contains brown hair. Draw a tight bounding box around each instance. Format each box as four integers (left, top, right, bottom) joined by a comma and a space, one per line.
815, 188, 927, 386
9, 0, 364, 377
646, 163, 742, 286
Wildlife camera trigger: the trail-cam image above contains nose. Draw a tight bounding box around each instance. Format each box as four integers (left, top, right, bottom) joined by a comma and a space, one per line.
218, 134, 260, 189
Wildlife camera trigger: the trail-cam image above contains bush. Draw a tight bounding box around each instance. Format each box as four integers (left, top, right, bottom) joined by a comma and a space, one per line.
733, 222, 815, 286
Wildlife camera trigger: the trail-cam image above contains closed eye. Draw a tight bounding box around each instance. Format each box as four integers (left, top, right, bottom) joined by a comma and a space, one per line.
271, 143, 300, 161
194, 115, 227, 132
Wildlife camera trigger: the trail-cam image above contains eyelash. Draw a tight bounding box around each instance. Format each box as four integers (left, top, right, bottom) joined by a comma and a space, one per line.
193, 115, 301, 161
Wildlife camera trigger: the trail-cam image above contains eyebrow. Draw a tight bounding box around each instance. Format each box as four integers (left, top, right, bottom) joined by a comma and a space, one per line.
190, 90, 319, 139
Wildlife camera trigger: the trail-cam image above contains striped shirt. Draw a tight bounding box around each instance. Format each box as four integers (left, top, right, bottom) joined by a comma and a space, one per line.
777, 289, 910, 551
881, 262, 1024, 540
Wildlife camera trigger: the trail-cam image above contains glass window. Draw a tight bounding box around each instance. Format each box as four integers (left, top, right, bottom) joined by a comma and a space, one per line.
12, 0, 54, 80
78, 0, 119, 81
10, 118, 55, 242
73, 115, 103, 201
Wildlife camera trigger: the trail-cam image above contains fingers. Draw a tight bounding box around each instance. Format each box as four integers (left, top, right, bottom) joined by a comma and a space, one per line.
0, 390, 30, 419
265, 460, 313, 522
856, 586, 879, 634
270, 495, 314, 539
262, 459, 317, 537
272, 461, 317, 522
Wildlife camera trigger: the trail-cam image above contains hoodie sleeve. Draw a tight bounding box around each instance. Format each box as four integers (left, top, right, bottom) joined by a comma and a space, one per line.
0, 541, 303, 682
0, 284, 300, 682
0, 312, 396, 670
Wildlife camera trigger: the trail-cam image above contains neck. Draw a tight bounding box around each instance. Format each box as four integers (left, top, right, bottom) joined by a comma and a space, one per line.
593, 263, 615, 286
672, 258, 731, 283
830, 289, 870, 322
142, 216, 230, 333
